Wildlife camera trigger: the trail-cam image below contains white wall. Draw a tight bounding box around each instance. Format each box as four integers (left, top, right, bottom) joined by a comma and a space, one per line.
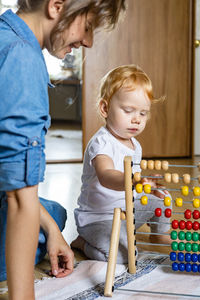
194, 0, 200, 155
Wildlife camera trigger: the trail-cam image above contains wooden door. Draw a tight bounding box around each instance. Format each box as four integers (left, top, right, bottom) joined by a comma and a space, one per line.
82, 0, 194, 157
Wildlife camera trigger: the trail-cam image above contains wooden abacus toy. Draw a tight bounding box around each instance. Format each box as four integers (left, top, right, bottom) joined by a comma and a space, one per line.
104, 156, 200, 298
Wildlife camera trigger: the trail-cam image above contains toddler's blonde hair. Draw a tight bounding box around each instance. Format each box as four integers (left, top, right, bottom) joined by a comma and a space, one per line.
98, 64, 162, 110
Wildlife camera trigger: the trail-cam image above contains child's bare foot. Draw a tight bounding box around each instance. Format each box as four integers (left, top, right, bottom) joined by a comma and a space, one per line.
149, 233, 171, 245
71, 235, 85, 251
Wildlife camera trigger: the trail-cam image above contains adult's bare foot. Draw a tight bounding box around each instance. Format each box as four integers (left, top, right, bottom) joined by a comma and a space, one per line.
71, 235, 85, 251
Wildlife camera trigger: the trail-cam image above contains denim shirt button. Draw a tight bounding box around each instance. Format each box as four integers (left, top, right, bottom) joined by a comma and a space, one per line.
32, 140, 38, 147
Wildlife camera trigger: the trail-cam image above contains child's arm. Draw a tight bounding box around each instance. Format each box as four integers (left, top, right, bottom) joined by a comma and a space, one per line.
39, 204, 74, 278
92, 154, 125, 191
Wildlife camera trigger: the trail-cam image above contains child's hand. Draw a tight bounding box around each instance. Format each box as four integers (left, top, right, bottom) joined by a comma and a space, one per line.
47, 230, 74, 278
141, 174, 168, 199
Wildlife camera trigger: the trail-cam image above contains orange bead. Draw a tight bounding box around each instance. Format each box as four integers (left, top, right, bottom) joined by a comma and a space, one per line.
140, 160, 147, 170
147, 160, 154, 170
162, 161, 169, 171
155, 160, 161, 170
172, 173, 179, 184
164, 173, 171, 183
133, 172, 141, 182
183, 174, 191, 184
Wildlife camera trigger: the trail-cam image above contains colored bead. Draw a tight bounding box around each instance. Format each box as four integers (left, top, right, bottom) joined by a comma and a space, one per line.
178, 231, 185, 240
144, 184, 151, 194
198, 265, 200, 273
162, 161, 169, 171
192, 264, 198, 273
140, 195, 148, 205
184, 209, 191, 219
192, 243, 198, 252
193, 198, 200, 208
181, 185, 189, 196
140, 160, 147, 170
155, 160, 161, 170
147, 160, 154, 170
172, 219, 179, 229
178, 252, 184, 262
172, 262, 179, 271
165, 208, 171, 218
193, 187, 200, 196
155, 208, 162, 217
186, 221, 192, 230
191, 254, 198, 262
179, 220, 186, 230
164, 173, 171, 183
185, 253, 191, 262
178, 263, 185, 272
171, 231, 177, 240
185, 232, 192, 241
136, 183, 143, 193
175, 198, 183, 207
193, 210, 200, 219
164, 196, 171, 206
172, 173, 179, 184
198, 254, 200, 262
185, 242, 192, 252
185, 263, 192, 272
192, 221, 199, 231
178, 242, 185, 251
133, 172, 141, 182
192, 232, 199, 242
183, 174, 191, 184
199, 245, 200, 252
170, 252, 177, 261
171, 241, 178, 251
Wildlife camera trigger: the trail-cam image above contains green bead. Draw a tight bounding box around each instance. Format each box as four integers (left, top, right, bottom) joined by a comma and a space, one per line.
192, 243, 198, 252
178, 242, 185, 251
171, 241, 178, 251
185, 242, 192, 252
171, 231, 177, 240
192, 232, 199, 242
185, 232, 192, 241
178, 231, 185, 240
198, 244, 200, 251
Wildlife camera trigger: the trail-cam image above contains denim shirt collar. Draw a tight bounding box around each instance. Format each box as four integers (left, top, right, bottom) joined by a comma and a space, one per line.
0, 9, 54, 87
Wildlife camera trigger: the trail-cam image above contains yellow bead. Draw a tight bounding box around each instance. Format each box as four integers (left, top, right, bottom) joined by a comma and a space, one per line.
141, 195, 148, 205
181, 186, 189, 196
164, 196, 171, 206
193, 198, 200, 208
193, 187, 200, 196
136, 183, 143, 193
175, 197, 183, 207
144, 184, 151, 194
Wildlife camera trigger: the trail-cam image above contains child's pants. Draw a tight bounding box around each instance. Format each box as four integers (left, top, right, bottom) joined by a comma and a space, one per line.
0, 192, 67, 282
77, 192, 172, 264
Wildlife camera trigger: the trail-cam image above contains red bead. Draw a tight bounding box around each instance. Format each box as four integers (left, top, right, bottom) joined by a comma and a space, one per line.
179, 220, 186, 229
172, 220, 179, 229
193, 210, 200, 220
186, 221, 192, 230
165, 208, 172, 218
184, 209, 191, 219
155, 208, 162, 217
192, 221, 199, 231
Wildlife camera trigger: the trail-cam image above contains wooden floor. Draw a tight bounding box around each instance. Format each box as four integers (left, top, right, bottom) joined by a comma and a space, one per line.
0, 156, 200, 299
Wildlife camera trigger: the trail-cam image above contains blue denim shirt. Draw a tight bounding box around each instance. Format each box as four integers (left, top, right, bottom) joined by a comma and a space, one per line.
0, 9, 52, 161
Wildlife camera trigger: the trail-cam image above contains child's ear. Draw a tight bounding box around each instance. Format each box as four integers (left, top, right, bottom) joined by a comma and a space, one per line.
99, 99, 109, 118
47, 0, 64, 19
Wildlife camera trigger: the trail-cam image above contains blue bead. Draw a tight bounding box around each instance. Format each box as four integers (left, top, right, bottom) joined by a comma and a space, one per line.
198, 254, 200, 262
185, 263, 192, 272
178, 263, 185, 271
185, 253, 191, 262
172, 262, 179, 271
192, 264, 198, 273
198, 265, 200, 273
170, 252, 177, 261
178, 252, 184, 262
191, 253, 198, 262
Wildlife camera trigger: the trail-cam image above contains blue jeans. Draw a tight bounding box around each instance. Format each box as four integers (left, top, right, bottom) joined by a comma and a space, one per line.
0, 192, 67, 282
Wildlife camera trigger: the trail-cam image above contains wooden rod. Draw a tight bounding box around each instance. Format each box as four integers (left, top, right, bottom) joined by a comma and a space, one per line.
124, 156, 136, 274
104, 207, 121, 297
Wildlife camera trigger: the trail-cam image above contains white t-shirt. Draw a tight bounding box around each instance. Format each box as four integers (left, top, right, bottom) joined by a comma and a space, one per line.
74, 126, 142, 227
